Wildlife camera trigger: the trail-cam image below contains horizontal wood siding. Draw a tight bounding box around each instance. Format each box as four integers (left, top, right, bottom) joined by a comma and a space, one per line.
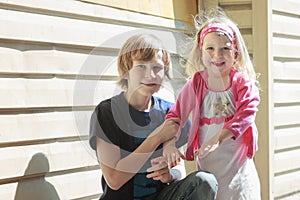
272, 0, 300, 199
0, 0, 195, 199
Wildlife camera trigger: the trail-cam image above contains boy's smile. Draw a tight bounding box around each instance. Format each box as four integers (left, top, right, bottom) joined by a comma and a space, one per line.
126, 50, 165, 98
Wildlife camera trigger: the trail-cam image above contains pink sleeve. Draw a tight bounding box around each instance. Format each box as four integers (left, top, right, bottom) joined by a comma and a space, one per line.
224, 73, 260, 139
166, 79, 197, 126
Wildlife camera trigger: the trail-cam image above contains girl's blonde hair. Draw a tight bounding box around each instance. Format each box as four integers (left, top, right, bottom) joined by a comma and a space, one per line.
185, 8, 259, 86
117, 34, 171, 89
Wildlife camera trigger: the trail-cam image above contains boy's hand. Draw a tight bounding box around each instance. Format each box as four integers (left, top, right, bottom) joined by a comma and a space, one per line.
157, 118, 180, 142
146, 156, 173, 183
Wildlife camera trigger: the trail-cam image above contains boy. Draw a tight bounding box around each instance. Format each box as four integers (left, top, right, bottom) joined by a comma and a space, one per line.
89, 33, 217, 200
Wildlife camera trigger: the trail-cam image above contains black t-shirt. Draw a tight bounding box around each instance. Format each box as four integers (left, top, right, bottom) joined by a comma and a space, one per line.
89, 92, 189, 200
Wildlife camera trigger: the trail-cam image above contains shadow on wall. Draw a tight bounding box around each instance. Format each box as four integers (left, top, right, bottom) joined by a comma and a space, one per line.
14, 153, 60, 200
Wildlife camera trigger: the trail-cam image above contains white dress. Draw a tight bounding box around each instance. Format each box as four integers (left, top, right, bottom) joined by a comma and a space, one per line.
197, 88, 261, 200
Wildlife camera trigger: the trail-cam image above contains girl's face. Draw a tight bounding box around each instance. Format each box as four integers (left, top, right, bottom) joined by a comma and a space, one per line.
125, 50, 165, 97
201, 32, 236, 76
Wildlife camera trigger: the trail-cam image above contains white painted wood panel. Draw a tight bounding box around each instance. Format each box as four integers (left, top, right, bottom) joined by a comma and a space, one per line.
275, 127, 300, 151
272, 14, 300, 37
274, 83, 300, 104
274, 149, 300, 174
0, 141, 98, 180
0, 0, 180, 29
219, 0, 251, 5
273, 37, 300, 59
0, 46, 118, 76
0, 169, 102, 200
0, 7, 136, 48
0, 0, 196, 199
273, 0, 300, 16
0, 78, 121, 108
0, 111, 92, 143
273, 61, 300, 81
274, 106, 300, 127
274, 171, 300, 198
46, 169, 102, 200
0, 7, 184, 54
0, 78, 178, 108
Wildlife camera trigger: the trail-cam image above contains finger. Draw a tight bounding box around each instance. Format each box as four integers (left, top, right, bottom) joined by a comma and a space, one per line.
179, 151, 186, 160
146, 171, 157, 179
150, 156, 165, 165
147, 165, 160, 172
170, 152, 181, 167
147, 160, 167, 172
147, 168, 168, 180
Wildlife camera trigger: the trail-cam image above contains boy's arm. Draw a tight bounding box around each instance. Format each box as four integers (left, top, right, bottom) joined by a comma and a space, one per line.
96, 118, 180, 190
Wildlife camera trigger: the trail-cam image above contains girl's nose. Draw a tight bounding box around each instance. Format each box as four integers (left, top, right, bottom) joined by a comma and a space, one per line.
215, 49, 223, 57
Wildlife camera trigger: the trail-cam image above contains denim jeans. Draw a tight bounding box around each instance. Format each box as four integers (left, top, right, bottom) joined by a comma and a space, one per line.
142, 171, 218, 200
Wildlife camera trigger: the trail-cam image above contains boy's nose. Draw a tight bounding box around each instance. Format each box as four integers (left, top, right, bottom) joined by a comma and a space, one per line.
145, 68, 155, 78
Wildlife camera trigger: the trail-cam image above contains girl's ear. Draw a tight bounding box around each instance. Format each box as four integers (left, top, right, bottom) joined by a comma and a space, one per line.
234, 51, 238, 59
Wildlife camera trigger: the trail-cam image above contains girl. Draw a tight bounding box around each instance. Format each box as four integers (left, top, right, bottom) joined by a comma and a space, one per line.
164, 9, 261, 200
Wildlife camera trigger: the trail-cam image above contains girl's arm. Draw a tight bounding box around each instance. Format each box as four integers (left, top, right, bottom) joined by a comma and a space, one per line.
197, 73, 260, 158
164, 73, 203, 162
96, 118, 180, 190
166, 78, 197, 125
146, 147, 186, 183
223, 74, 260, 139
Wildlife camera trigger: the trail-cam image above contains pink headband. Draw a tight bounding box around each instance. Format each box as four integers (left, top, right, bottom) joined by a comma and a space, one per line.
199, 23, 238, 55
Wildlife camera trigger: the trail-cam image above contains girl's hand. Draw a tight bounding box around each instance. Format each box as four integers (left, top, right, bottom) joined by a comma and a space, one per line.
197, 129, 233, 158
146, 156, 173, 183
163, 144, 185, 168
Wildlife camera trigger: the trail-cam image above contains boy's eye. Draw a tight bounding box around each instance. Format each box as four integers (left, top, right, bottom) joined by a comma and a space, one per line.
153, 66, 163, 71
136, 65, 146, 69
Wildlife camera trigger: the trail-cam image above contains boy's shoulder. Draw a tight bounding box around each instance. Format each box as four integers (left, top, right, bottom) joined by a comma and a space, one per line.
94, 92, 125, 114
152, 95, 174, 112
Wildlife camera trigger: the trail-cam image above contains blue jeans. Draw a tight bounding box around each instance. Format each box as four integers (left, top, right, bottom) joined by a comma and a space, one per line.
143, 171, 218, 200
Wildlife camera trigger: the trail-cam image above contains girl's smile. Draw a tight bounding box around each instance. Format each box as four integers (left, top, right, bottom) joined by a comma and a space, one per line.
201, 32, 235, 76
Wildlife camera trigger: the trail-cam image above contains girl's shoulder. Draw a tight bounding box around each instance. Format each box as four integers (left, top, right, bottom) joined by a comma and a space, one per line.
190, 70, 208, 83
230, 69, 251, 83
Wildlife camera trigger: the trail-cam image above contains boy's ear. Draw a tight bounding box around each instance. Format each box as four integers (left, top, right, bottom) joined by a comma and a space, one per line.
123, 72, 129, 79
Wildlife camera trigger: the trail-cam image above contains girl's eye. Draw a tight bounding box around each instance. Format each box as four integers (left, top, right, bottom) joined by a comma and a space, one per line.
222, 47, 231, 51
206, 47, 214, 51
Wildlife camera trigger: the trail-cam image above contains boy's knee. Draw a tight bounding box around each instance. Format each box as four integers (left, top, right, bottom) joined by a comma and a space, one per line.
188, 171, 218, 192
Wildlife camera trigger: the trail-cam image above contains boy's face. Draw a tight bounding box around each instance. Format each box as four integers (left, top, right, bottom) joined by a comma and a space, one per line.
125, 50, 165, 97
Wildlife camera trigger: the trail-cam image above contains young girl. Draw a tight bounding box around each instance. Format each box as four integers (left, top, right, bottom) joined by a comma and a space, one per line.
164, 9, 261, 200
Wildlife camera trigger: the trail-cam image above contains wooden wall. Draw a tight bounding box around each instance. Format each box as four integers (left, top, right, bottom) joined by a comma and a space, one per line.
272, 0, 300, 199
214, 0, 300, 199
0, 0, 196, 199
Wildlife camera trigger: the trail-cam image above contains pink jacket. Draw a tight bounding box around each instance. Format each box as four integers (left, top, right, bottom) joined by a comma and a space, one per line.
167, 69, 260, 161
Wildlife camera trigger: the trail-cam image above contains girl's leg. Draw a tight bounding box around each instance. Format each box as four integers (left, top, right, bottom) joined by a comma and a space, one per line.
156, 171, 218, 200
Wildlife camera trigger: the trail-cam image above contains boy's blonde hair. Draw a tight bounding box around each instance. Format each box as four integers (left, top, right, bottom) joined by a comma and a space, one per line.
185, 8, 259, 85
117, 34, 171, 89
